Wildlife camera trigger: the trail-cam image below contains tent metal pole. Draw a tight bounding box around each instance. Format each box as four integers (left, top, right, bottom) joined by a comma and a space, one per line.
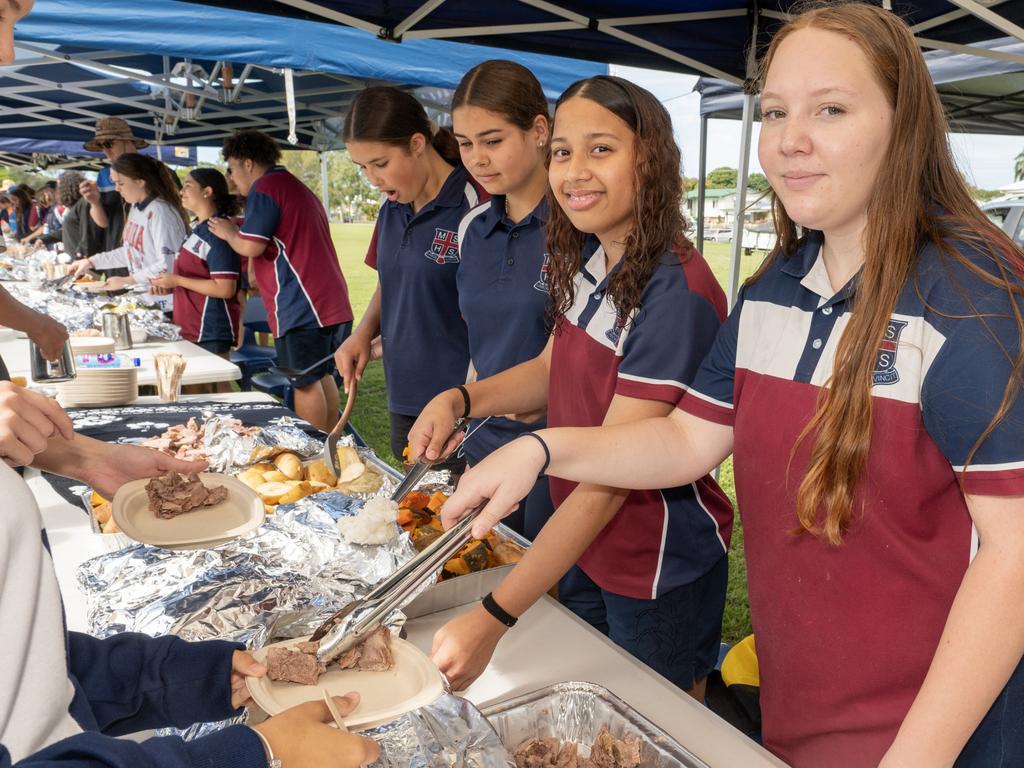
947, 0, 1024, 43
727, 93, 755, 310
916, 37, 1024, 64
696, 115, 708, 254
394, 0, 448, 37
320, 151, 330, 220
268, 0, 378, 34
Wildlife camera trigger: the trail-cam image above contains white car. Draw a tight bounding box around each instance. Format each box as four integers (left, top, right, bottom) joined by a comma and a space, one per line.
981, 196, 1024, 245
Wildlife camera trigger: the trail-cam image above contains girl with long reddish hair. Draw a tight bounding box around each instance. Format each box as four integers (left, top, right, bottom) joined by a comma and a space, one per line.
411, 75, 732, 701
440, 4, 1024, 766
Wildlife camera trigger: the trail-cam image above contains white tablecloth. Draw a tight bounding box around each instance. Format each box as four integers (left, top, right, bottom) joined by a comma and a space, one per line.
0, 331, 240, 386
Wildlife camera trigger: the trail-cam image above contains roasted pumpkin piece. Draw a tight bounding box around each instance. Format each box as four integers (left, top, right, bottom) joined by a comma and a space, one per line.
401, 491, 432, 510
442, 556, 471, 578
397, 507, 417, 527
426, 491, 448, 513
460, 540, 491, 572
493, 540, 526, 565
412, 525, 444, 551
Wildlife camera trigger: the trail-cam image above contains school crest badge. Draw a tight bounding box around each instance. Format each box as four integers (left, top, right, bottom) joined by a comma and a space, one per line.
426, 228, 460, 264
873, 319, 908, 385
533, 253, 551, 293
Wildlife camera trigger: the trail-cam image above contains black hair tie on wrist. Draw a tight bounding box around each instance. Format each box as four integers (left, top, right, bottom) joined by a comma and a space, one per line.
455, 384, 471, 419
482, 592, 518, 628
521, 432, 550, 476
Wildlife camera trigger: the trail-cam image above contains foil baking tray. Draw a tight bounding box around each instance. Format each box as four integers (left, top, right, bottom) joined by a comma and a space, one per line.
481, 681, 709, 768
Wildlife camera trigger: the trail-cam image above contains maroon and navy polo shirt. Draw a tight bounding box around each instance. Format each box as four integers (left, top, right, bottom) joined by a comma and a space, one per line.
172, 218, 241, 345
365, 165, 488, 415
548, 238, 733, 599
456, 195, 551, 464
677, 230, 1024, 767
237, 166, 352, 337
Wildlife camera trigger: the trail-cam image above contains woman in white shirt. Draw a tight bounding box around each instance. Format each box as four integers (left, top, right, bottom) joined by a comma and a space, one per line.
70, 154, 188, 312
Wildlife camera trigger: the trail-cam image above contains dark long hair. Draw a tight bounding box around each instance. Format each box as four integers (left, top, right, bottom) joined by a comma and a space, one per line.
188, 167, 239, 217
343, 86, 460, 165
8, 186, 31, 234
111, 153, 189, 229
545, 75, 688, 332
754, 2, 1024, 545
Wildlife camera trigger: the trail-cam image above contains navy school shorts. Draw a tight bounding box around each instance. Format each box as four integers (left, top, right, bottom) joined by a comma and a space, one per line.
559, 554, 728, 692
275, 322, 351, 388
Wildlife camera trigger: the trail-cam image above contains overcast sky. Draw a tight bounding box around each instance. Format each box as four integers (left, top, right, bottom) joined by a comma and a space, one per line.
615, 64, 1024, 192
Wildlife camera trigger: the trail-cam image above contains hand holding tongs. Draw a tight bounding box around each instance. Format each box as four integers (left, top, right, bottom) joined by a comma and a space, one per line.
312, 502, 484, 663
389, 417, 466, 502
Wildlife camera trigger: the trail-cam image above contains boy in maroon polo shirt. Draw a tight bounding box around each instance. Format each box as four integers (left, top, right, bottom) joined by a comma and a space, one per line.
210, 131, 353, 432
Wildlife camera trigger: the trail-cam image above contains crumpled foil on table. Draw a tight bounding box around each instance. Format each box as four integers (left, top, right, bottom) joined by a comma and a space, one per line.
164, 692, 514, 767
363, 694, 514, 768
3, 283, 181, 338
202, 414, 322, 471
77, 496, 416, 645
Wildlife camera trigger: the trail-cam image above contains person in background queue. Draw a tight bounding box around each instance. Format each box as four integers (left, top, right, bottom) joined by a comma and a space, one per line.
442, 60, 555, 537
412, 76, 732, 700
439, 4, 1024, 766
56, 170, 103, 258
69, 153, 189, 314
151, 167, 241, 359
335, 86, 486, 474
210, 130, 353, 433
5, 186, 30, 241
21, 184, 54, 245
78, 118, 149, 256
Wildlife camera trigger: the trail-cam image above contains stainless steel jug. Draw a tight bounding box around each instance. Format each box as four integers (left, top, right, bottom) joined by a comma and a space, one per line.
101, 312, 133, 350
29, 339, 76, 383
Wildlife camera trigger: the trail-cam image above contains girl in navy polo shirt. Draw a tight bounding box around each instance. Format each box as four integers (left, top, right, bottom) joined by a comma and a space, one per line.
447, 60, 554, 537
412, 76, 733, 701
150, 168, 241, 357
440, 6, 1024, 767
336, 87, 485, 472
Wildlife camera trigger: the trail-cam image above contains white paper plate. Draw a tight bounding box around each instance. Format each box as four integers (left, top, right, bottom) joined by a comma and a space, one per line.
246, 635, 445, 730
75, 281, 111, 293
112, 473, 264, 548
70, 336, 116, 354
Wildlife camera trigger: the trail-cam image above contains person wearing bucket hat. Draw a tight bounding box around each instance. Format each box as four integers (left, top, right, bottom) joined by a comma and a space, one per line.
79, 117, 149, 256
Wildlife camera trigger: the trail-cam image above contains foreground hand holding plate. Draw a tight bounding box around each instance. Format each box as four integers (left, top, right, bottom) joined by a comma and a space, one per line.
246, 635, 445, 731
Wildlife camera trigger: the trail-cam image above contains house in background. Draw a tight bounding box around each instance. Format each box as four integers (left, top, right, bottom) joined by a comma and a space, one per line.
685, 187, 773, 241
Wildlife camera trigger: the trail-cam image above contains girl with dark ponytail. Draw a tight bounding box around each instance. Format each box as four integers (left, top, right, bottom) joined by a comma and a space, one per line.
150, 168, 241, 355
68, 153, 188, 312
336, 86, 487, 472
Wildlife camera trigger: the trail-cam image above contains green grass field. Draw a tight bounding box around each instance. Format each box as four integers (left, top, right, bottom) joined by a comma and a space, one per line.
331, 223, 764, 642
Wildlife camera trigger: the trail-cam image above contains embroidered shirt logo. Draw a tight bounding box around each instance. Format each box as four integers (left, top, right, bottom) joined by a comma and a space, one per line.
426, 228, 460, 264
533, 253, 551, 293
873, 319, 908, 385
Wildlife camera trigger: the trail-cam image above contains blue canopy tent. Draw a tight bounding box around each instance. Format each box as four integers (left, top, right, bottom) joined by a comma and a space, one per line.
5, 0, 602, 207
178, 0, 1024, 83
177, 0, 1024, 304
7, 0, 602, 149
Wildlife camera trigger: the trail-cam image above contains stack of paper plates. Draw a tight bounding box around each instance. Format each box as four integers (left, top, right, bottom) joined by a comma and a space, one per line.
70, 336, 116, 355
57, 361, 138, 408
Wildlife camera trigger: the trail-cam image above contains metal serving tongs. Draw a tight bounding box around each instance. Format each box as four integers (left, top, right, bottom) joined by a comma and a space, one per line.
312, 502, 485, 663
42, 273, 75, 291
388, 417, 468, 502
